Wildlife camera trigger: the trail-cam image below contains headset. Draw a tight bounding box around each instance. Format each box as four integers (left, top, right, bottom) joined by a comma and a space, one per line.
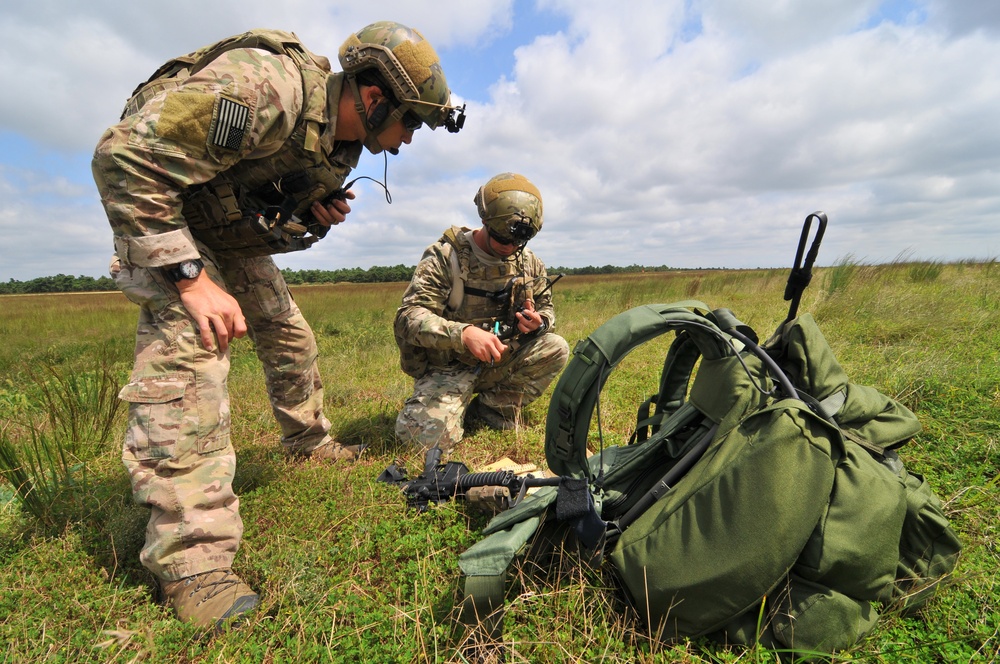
366, 98, 391, 130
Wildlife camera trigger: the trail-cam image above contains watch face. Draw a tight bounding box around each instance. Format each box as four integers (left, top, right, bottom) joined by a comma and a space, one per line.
176, 260, 203, 280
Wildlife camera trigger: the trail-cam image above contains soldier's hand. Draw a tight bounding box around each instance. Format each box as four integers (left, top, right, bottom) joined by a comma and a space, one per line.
176, 272, 247, 353
515, 300, 544, 334
311, 189, 355, 227
462, 325, 508, 363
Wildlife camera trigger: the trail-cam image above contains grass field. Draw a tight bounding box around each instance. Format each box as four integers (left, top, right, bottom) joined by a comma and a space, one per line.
0, 262, 997, 663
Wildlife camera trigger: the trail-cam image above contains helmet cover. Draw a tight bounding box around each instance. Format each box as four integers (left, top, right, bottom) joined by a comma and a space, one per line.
474, 173, 543, 245
339, 21, 457, 129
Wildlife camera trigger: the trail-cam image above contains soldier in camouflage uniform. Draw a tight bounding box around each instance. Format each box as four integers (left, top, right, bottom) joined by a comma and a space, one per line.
91, 23, 465, 630
394, 173, 569, 452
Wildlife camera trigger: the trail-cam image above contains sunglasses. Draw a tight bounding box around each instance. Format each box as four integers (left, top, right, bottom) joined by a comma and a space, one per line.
402, 111, 423, 132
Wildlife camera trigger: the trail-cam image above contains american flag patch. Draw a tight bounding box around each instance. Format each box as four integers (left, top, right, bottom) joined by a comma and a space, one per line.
212, 98, 249, 150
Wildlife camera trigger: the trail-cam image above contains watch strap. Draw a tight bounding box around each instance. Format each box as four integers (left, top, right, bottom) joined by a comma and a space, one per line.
165, 258, 204, 283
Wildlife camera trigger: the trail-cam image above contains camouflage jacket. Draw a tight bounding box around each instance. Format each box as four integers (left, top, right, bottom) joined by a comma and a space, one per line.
92, 31, 361, 266
394, 226, 557, 374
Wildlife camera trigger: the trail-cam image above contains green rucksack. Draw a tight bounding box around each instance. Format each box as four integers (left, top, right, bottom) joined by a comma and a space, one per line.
454, 217, 961, 657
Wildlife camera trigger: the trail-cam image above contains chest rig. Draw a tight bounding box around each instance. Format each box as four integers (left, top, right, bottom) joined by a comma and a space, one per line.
395, 228, 546, 377
430, 228, 542, 369
123, 29, 360, 257
441, 228, 530, 326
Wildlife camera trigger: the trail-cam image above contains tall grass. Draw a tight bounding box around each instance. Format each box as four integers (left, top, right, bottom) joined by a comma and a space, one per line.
34, 361, 124, 451
0, 353, 124, 532
0, 425, 90, 531
825, 253, 858, 295
0, 264, 998, 662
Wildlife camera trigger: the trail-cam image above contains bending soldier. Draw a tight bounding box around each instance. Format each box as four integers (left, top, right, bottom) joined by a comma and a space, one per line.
394, 173, 569, 452
91, 23, 464, 629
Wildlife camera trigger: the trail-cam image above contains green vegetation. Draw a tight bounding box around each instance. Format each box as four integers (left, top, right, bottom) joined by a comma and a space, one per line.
0, 263, 997, 662
0, 274, 116, 294
281, 264, 416, 286
0, 264, 690, 295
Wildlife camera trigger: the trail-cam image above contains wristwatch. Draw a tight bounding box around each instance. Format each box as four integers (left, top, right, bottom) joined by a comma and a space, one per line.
165, 258, 205, 283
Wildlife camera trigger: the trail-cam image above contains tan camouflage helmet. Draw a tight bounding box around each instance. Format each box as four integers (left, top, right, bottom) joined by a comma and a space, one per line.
474, 173, 543, 246
339, 21, 464, 132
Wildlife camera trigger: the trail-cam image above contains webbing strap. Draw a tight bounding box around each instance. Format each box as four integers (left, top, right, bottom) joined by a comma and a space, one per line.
463, 284, 506, 300
818, 389, 847, 419
631, 394, 658, 444
212, 182, 243, 222
457, 574, 506, 642
446, 244, 465, 311
631, 332, 705, 444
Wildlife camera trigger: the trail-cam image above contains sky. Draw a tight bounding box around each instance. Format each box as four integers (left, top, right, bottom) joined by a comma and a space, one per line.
2, 0, 999, 281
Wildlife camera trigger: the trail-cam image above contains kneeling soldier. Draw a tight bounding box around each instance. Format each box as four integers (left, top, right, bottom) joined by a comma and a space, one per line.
394, 173, 569, 452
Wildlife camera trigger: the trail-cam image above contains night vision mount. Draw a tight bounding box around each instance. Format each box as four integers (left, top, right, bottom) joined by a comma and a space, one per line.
444, 103, 466, 133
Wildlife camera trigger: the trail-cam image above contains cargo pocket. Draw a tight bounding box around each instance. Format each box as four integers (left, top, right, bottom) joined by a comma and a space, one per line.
244, 257, 291, 319
119, 375, 190, 460
112, 259, 178, 312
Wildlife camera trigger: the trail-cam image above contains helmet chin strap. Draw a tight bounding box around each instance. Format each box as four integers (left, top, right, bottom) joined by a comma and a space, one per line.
347, 75, 402, 155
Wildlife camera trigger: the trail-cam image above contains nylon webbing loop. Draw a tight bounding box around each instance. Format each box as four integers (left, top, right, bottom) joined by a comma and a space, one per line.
457, 574, 506, 639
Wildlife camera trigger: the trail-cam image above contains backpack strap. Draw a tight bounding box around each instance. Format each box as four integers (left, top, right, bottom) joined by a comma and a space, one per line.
631, 331, 702, 444
445, 242, 464, 312
545, 301, 735, 479
456, 499, 554, 647
438, 227, 470, 313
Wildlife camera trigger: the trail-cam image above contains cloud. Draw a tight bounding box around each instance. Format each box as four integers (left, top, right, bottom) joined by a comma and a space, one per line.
1, 0, 1000, 280
423, 1, 1000, 267
0, 164, 112, 279
927, 0, 1000, 36
0, 1, 513, 151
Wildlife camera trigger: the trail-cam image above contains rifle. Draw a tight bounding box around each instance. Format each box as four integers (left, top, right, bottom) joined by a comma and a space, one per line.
382, 212, 830, 545
378, 445, 561, 512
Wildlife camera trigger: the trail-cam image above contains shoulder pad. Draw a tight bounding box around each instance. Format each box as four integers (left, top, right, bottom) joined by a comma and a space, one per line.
439, 225, 471, 248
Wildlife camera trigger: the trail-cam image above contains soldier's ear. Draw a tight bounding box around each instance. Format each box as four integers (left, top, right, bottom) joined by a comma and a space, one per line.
361, 85, 384, 105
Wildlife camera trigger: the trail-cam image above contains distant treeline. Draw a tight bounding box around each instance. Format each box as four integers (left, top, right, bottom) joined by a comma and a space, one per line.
0, 274, 117, 294
281, 265, 417, 285
280, 263, 683, 285
0, 264, 686, 294
548, 264, 680, 275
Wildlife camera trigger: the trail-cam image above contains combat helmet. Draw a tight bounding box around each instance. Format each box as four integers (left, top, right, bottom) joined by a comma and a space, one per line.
474, 173, 543, 247
340, 21, 465, 152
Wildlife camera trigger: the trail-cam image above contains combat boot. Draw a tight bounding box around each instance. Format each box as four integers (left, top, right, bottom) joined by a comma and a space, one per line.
310, 440, 366, 461
160, 568, 258, 631
468, 397, 522, 431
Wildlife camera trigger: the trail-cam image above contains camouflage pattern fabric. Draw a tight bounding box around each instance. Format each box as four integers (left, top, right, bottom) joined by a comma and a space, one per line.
113, 247, 332, 580
94, 35, 356, 582
395, 333, 569, 451
475, 172, 544, 241
92, 47, 357, 267
395, 227, 557, 368
394, 227, 569, 451
339, 21, 453, 129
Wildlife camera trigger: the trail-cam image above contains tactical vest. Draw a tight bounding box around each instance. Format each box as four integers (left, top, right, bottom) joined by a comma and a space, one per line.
122, 29, 360, 257
396, 227, 543, 377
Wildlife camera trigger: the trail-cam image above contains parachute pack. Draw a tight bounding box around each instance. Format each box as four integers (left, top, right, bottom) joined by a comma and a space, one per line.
443, 214, 961, 656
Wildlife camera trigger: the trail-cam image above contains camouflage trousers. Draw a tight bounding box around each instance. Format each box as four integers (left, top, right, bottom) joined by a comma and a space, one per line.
113, 248, 330, 581
395, 332, 569, 452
